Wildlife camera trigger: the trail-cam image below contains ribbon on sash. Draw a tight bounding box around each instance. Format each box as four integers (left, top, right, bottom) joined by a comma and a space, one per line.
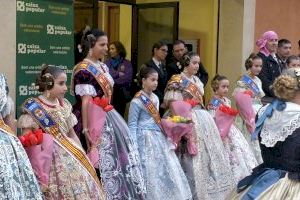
240, 75, 261, 97
134, 91, 162, 129
74, 61, 113, 102
23, 98, 103, 190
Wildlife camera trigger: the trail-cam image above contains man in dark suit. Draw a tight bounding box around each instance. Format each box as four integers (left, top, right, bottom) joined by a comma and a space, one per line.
256, 31, 284, 104
276, 39, 292, 69
167, 40, 209, 86
141, 41, 168, 115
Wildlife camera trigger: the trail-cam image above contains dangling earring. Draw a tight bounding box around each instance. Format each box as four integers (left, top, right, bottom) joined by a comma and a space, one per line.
88, 49, 93, 57
46, 90, 50, 98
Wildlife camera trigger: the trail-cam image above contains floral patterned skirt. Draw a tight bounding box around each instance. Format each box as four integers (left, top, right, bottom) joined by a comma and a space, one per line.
98, 109, 146, 200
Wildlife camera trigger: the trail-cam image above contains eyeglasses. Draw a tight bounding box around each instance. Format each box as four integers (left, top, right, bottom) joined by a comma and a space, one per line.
160, 48, 168, 53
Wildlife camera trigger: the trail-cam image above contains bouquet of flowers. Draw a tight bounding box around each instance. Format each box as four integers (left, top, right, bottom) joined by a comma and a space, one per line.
87, 96, 113, 167
161, 100, 197, 155
166, 115, 192, 123
19, 129, 54, 186
184, 99, 200, 107
215, 104, 239, 139
19, 129, 44, 147
234, 90, 256, 134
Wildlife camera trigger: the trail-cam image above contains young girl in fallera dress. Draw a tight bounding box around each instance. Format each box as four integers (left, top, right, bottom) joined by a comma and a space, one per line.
207, 75, 258, 183
72, 29, 145, 200
17, 65, 105, 199
164, 52, 234, 200
128, 66, 192, 200
233, 53, 265, 164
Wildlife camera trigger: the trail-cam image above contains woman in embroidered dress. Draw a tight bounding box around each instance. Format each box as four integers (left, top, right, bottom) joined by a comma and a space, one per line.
0, 74, 43, 200
233, 53, 265, 164
17, 65, 105, 199
164, 52, 234, 200
207, 75, 258, 183
228, 68, 300, 199
128, 66, 192, 200
72, 29, 145, 200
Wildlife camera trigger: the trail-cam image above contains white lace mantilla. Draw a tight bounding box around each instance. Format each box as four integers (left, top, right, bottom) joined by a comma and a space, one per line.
259, 102, 300, 147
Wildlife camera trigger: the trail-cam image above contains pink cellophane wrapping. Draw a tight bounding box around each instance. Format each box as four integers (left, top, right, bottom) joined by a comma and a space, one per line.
87, 100, 107, 168
25, 134, 54, 186
215, 108, 236, 139
234, 91, 256, 134
161, 100, 197, 155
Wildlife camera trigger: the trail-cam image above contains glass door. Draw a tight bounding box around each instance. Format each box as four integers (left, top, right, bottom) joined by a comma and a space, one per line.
131, 2, 179, 71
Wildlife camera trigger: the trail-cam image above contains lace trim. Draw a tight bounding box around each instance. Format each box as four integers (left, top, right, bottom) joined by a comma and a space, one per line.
0, 74, 7, 113
75, 84, 97, 97
1, 96, 14, 118
17, 114, 39, 130
260, 104, 300, 147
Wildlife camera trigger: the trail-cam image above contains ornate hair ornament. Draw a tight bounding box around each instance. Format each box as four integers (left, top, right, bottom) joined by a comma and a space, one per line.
294, 68, 300, 88
42, 73, 54, 86
182, 53, 191, 67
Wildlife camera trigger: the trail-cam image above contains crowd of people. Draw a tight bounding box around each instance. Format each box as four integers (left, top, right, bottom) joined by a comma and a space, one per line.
1, 28, 300, 200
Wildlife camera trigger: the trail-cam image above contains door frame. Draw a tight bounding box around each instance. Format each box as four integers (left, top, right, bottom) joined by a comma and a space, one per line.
74, 0, 179, 70
131, 2, 179, 70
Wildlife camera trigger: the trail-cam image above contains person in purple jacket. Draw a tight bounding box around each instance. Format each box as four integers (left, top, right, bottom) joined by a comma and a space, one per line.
105, 41, 133, 116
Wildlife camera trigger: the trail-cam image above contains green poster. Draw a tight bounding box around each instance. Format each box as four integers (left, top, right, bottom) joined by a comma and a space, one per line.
16, 0, 74, 116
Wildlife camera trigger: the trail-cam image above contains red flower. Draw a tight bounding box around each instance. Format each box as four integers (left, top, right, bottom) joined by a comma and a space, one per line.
219, 104, 239, 116
92, 97, 113, 112
104, 105, 114, 112
184, 99, 199, 107
243, 90, 253, 97
18, 129, 45, 147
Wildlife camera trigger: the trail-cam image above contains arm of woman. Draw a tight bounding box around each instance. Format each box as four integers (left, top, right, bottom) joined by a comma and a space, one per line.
81, 95, 93, 149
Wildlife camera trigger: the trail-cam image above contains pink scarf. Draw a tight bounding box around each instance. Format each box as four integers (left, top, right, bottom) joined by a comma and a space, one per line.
256, 31, 278, 57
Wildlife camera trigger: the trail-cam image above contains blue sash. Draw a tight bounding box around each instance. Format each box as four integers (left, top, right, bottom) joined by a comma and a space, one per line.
241, 75, 260, 97
23, 98, 57, 129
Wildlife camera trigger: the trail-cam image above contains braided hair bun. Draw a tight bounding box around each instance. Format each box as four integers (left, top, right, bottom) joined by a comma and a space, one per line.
36, 64, 64, 92
273, 68, 300, 101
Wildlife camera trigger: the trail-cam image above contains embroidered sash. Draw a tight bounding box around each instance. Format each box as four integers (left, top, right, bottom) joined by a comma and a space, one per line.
134, 91, 162, 128
0, 119, 14, 135
240, 75, 260, 97
168, 75, 204, 106
74, 61, 112, 102
23, 98, 103, 190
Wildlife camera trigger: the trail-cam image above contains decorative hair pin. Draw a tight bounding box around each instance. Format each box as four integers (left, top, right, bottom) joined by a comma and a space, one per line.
294, 68, 300, 88
42, 73, 53, 86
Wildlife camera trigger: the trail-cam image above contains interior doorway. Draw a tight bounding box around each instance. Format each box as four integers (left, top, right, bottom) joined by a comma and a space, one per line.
73, 0, 179, 70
